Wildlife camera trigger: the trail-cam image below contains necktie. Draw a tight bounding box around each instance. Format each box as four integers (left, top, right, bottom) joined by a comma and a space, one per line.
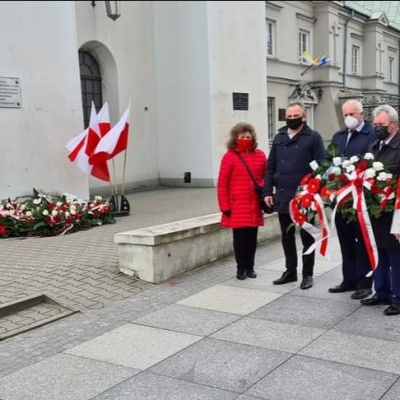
379, 141, 385, 151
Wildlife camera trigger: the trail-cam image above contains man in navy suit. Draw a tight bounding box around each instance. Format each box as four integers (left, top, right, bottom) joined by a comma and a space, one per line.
328, 99, 377, 300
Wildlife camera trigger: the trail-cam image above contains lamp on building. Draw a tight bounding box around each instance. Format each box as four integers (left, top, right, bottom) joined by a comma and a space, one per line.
105, 1, 121, 21
91, 1, 121, 21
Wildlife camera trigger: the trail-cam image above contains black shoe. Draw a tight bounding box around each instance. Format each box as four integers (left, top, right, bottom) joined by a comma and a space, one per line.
361, 294, 390, 306
300, 276, 313, 290
246, 271, 257, 279
384, 304, 400, 316
328, 283, 357, 293
236, 272, 246, 280
351, 289, 372, 300
273, 271, 297, 285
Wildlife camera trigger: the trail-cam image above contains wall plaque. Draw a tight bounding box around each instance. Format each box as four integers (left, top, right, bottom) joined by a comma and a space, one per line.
0, 77, 22, 108
232, 92, 249, 111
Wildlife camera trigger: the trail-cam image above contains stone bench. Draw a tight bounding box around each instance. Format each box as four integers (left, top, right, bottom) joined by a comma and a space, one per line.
114, 212, 281, 284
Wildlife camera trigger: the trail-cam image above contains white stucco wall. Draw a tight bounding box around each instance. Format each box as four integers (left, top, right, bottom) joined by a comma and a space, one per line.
153, 1, 268, 186
75, 1, 160, 193
153, 1, 214, 186
0, 1, 88, 200
208, 1, 268, 181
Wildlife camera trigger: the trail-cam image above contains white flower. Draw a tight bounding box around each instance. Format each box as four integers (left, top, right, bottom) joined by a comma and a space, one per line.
42, 209, 49, 216
364, 168, 376, 178
20, 204, 26, 211
25, 211, 32, 217
342, 160, 351, 168
364, 152, 374, 160
69, 205, 76, 215
65, 211, 70, 217
309, 160, 319, 170
350, 155, 359, 163
51, 210, 58, 217
330, 166, 341, 175
33, 198, 41, 205
56, 201, 63, 207
377, 172, 389, 181
346, 165, 355, 173
333, 157, 342, 166
95, 196, 103, 202
373, 161, 384, 171
2, 210, 12, 217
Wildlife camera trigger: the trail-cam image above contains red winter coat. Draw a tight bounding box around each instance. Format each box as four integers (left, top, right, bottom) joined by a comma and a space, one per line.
217, 148, 267, 228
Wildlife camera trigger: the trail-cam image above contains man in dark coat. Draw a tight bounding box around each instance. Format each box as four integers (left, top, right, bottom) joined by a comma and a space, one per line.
263, 100, 325, 290
328, 99, 377, 300
360, 104, 400, 316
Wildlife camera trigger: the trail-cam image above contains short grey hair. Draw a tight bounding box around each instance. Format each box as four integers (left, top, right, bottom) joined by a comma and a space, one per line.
342, 99, 363, 113
373, 104, 398, 123
286, 100, 306, 115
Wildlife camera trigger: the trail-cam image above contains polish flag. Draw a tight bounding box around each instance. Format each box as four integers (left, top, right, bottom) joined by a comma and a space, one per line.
89, 104, 130, 165
66, 103, 110, 182
97, 102, 111, 137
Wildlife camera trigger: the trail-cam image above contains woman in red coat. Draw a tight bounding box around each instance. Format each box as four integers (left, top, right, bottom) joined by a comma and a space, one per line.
217, 122, 267, 280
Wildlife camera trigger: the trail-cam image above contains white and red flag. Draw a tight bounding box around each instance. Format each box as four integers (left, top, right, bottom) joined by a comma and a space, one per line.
97, 102, 111, 137
89, 104, 130, 165
66, 102, 110, 182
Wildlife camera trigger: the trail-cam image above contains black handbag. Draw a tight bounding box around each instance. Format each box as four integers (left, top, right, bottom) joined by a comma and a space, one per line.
234, 152, 274, 214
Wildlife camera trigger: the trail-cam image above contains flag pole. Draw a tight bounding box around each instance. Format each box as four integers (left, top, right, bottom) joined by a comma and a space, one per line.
121, 150, 127, 194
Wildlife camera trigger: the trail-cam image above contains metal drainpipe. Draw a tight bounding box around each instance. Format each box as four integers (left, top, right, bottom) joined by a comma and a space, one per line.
343, 10, 354, 90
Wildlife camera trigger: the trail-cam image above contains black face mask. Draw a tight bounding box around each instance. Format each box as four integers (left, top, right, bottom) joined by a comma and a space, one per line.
286, 117, 304, 130
375, 126, 390, 141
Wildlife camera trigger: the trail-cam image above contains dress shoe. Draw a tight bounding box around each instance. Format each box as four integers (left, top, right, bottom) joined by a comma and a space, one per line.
246, 271, 257, 279
360, 294, 389, 306
273, 271, 297, 285
328, 283, 356, 293
384, 304, 400, 316
300, 276, 313, 290
236, 272, 246, 280
351, 288, 372, 300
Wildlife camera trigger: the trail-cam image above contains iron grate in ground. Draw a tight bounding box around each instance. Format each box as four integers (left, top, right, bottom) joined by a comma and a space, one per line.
0, 294, 78, 341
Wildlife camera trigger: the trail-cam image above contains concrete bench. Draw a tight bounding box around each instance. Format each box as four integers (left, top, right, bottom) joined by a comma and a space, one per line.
114, 212, 281, 284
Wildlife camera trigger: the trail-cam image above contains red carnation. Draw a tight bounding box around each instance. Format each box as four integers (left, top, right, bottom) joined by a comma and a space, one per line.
300, 173, 312, 186
357, 160, 369, 171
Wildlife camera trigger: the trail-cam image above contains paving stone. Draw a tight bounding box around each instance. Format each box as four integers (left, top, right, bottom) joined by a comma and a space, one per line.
0, 353, 137, 400
246, 355, 397, 400
93, 372, 237, 400
251, 293, 359, 329
148, 337, 290, 393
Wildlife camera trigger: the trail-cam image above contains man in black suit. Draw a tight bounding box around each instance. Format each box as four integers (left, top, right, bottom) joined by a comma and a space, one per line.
360, 104, 400, 316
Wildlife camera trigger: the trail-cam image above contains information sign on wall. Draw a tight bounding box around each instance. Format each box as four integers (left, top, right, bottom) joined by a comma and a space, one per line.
0, 77, 22, 108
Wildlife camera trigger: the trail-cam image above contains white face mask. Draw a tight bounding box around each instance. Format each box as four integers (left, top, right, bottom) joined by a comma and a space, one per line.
344, 116, 359, 130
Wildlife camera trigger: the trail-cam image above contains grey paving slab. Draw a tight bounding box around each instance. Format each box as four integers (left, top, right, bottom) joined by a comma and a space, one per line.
65, 323, 202, 370
0, 353, 137, 400
251, 294, 359, 329
177, 284, 282, 315
133, 304, 241, 336
300, 330, 400, 374
93, 371, 238, 400
334, 305, 400, 342
246, 355, 398, 400
290, 274, 359, 304
148, 337, 290, 394
222, 269, 299, 294
382, 379, 400, 400
210, 317, 325, 353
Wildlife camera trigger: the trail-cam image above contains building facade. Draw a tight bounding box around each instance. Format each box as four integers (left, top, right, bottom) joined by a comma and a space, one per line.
266, 0, 400, 144
0, 1, 268, 200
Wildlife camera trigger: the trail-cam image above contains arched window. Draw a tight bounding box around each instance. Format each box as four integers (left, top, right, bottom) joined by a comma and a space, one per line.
79, 50, 103, 127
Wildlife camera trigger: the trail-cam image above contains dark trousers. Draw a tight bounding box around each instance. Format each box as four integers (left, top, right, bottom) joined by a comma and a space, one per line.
374, 247, 400, 305
233, 227, 258, 274
278, 212, 314, 277
335, 213, 373, 289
